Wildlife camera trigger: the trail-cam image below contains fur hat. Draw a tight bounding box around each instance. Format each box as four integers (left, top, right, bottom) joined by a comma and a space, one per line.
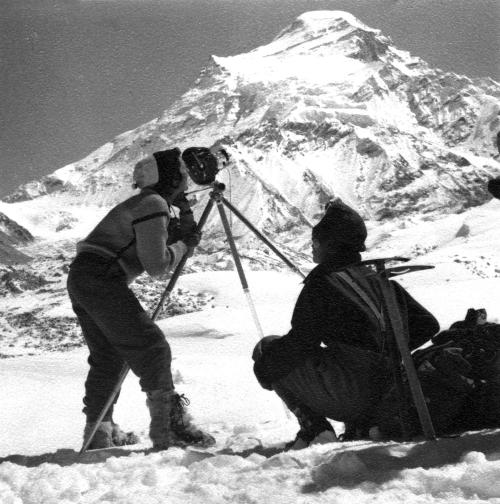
152, 148, 182, 196
488, 177, 500, 199
312, 198, 367, 252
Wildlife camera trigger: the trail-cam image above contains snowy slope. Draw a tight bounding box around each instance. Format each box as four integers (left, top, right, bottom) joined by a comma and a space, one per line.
1, 270, 500, 503
2, 192, 500, 358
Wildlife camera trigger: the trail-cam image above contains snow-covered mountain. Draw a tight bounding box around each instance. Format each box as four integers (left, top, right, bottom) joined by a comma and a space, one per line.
1, 10, 500, 353
3, 11, 499, 228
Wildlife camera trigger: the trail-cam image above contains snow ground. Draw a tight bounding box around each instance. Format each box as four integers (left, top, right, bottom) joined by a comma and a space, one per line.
1, 269, 500, 503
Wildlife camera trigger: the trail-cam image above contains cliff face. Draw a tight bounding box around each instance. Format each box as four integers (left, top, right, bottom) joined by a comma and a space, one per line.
0, 213, 33, 265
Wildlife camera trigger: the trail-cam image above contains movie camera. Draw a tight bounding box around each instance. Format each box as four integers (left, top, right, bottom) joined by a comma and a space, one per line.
181, 147, 230, 186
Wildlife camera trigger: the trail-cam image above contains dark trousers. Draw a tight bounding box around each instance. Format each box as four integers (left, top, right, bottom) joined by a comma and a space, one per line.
67, 253, 173, 422
255, 337, 390, 424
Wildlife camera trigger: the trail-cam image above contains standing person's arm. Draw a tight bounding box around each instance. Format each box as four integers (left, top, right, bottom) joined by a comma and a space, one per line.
133, 195, 187, 277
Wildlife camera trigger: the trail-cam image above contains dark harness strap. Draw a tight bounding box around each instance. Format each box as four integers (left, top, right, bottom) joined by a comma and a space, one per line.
326, 269, 387, 353
132, 211, 169, 226
336, 271, 386, 332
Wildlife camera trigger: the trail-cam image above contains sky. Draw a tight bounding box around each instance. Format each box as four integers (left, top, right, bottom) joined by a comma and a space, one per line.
1, 0, 499, 198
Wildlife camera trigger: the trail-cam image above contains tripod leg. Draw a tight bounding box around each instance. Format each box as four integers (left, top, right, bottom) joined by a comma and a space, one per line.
380, 278, 436, 441
216, 200, 291, 419
216, 200, 265, 339
221, 197, 305, 279
79, 198, 216, 455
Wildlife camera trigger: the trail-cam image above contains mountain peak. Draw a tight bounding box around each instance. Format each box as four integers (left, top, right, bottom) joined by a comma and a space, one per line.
273, 10, 389, 61
275, 10, 376, 40
212, 10, 394, 86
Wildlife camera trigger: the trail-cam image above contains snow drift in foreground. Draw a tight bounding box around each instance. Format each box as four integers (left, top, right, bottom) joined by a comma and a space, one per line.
1, 270, 500, 503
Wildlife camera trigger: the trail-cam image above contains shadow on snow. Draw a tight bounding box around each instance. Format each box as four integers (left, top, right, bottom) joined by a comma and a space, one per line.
302, 429, 500, 492
2, 429, 500, 490
0, 442, 286, 468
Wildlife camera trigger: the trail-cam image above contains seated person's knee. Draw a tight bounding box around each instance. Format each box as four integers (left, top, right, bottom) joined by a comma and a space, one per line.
252, 335, 281, 363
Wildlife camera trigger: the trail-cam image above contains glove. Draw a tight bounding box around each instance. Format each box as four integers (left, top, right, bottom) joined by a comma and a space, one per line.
166, 217, 182, 245
182, 230, 202, 248
252, 335, 282, 390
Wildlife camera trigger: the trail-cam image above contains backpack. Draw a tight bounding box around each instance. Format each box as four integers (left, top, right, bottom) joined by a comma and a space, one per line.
371, 308, 500, 439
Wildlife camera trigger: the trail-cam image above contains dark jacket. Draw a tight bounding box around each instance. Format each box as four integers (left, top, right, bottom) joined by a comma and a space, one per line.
254, 251, 440, 386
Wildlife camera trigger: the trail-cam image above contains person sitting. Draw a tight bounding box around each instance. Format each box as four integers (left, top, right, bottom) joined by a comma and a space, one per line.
252, 199, 440, 449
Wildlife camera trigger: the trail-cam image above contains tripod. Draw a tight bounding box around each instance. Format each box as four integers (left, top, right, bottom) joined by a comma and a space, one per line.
80, 181, 305, 454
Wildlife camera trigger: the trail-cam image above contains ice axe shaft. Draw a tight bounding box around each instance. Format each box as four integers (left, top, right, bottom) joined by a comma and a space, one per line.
370, 258, 436, 440
379, 275, 436, 440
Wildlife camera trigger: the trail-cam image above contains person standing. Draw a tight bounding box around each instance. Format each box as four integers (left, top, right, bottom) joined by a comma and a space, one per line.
67, 148, 214, 450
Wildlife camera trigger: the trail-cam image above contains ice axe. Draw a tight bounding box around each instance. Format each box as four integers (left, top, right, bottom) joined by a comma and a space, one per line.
332, 257, 436, 441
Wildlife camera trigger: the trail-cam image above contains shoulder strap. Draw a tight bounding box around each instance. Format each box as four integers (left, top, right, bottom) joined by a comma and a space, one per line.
326, 269, 386, 352
335, 271, 386, 332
